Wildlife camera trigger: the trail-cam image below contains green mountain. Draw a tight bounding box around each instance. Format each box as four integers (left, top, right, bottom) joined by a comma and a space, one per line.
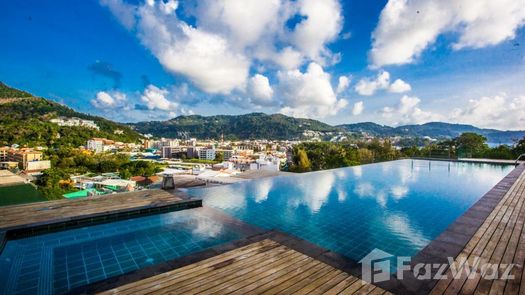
131, 113, 341, 140
338, 122, 525, 144
2, 82, 522, 145
337, 122, 396, 136
0, 82, 32, 98
0, 82, 142, 147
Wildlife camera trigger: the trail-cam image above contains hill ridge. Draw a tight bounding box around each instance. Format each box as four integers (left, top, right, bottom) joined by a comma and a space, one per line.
0, 82, 143, 147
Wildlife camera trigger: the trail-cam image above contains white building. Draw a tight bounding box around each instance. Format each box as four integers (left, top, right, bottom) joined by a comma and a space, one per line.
87, 139, 104, 153
249, 155, 281, 171
199, 148, 216, 161
218, 149, 234, 161
50, 117, 99, 130
161, 146, 184, 158
192, 165, 206, 175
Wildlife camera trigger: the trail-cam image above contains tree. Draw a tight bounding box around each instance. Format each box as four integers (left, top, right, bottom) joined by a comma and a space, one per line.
215, 152, 224, 162
292, 148, 311, 172
455, 133, 488, 158
484, 145, 514, 160
119, 169, 132, 180
514, 136, 525, 156
357, 148, 374, 163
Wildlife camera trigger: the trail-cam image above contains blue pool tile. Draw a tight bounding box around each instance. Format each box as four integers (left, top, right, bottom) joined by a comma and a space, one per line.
1, 208, 245, 294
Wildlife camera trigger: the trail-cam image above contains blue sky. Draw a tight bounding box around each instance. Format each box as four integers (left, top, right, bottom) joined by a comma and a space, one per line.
1, 0, 525, 130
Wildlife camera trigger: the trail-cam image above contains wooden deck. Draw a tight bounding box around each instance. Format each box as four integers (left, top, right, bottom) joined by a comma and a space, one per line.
431, 167, 525, 294
0, 189, 183, 230
458, 158, 524, 165
99, 239, 389, 295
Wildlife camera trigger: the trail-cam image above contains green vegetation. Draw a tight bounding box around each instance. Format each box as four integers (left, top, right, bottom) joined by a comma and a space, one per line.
338, 122, 525, 145
455, 133, 489, 157
0, 184, 47, 206
401, 132, 525, 160
0, 82, 142, 147
291, 148, 312, 172
0, 82, 32, 98
287, 133, 525, 173
183, 158, 221, 164
289, 140, 400, 172
36, 149, 162, 199
132, 113, 340, 140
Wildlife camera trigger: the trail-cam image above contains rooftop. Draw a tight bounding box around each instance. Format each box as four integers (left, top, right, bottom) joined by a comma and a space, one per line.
1, 162, 524, 294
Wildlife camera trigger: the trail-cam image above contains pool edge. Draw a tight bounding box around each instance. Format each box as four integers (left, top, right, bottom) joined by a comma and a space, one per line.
2, 198, 203, 241
400, 163, 525, 294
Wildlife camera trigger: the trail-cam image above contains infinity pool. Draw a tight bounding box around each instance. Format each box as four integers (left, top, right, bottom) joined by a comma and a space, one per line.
0, 159, 514, 294
187, 159, 513, 262
0, 208, 244, 295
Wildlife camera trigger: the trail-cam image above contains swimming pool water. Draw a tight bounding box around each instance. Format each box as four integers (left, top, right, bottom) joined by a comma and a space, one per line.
187, 160, 513, 262
0, 208, 245, 295
0, 160, 514, 294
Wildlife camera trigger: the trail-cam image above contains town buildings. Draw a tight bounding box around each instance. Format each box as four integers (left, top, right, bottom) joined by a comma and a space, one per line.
50, 117, 99, 130
198, 148, 216, 161
0, 147, 51, 173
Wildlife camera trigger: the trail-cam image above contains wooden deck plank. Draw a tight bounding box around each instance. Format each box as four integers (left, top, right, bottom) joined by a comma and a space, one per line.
431, 168, 525, 295
108, 242, 281, 295
430, 172, 524, 294
200, 251, 309, 295
100, 239, 278, 295
277, 265, 335, 294
483, 179, 525, 295
213, 255, 315, 295
290, 268, 343, 294
340, 280, 373, 294
0, 189, 184, 230
99, 239, 388, 295
246, 258, 324, 294
460, 176, 525, 294
176, 248, 303, 294
308, 271, 349, 295
322, 276, 361, 295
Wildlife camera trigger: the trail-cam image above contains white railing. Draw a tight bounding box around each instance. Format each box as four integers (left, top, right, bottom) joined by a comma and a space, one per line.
516, 154, 525, 165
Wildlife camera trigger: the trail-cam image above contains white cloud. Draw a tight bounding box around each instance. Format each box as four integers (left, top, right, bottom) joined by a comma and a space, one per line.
271, 47, 304, 70
290, 0, 343, 64
381, 95, 442, 125
449, 95, 525, 130
371, 0, 525, 67
91, 91, 127, 109
99, 0, 136, 30
196, 0, 283, 49
159, 0, 178, 15
389, 79, 412, 93
140, 84, 178, 111
355, 71, 411, 96
248, 74, 274, 105
136, 3, 250, 94
277, 62, 348, 118
352, 101, 364, 115
100, 0, 348, 118
355, 71, 390, 96
336, 75, 351, 94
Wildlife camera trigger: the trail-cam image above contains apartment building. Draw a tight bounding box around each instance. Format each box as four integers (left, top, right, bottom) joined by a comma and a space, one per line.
0, 146, 8, 162
198, 148, 216, 161
7, 149, 51, 172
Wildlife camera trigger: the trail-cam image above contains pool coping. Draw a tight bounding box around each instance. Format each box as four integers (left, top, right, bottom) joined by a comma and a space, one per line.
410, 157, 521, 166
79, 163, 524, 295
68, 206, 268, 294
0, 198, 202, 243
397, 163, 525, 294
70, 229, 405, 294
9, 161, 518, 294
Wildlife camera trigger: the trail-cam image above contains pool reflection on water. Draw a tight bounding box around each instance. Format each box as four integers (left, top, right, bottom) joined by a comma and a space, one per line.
187, 159, 514, 262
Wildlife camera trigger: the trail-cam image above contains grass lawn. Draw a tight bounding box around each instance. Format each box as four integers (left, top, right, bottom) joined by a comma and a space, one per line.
0, 184, 47, 206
